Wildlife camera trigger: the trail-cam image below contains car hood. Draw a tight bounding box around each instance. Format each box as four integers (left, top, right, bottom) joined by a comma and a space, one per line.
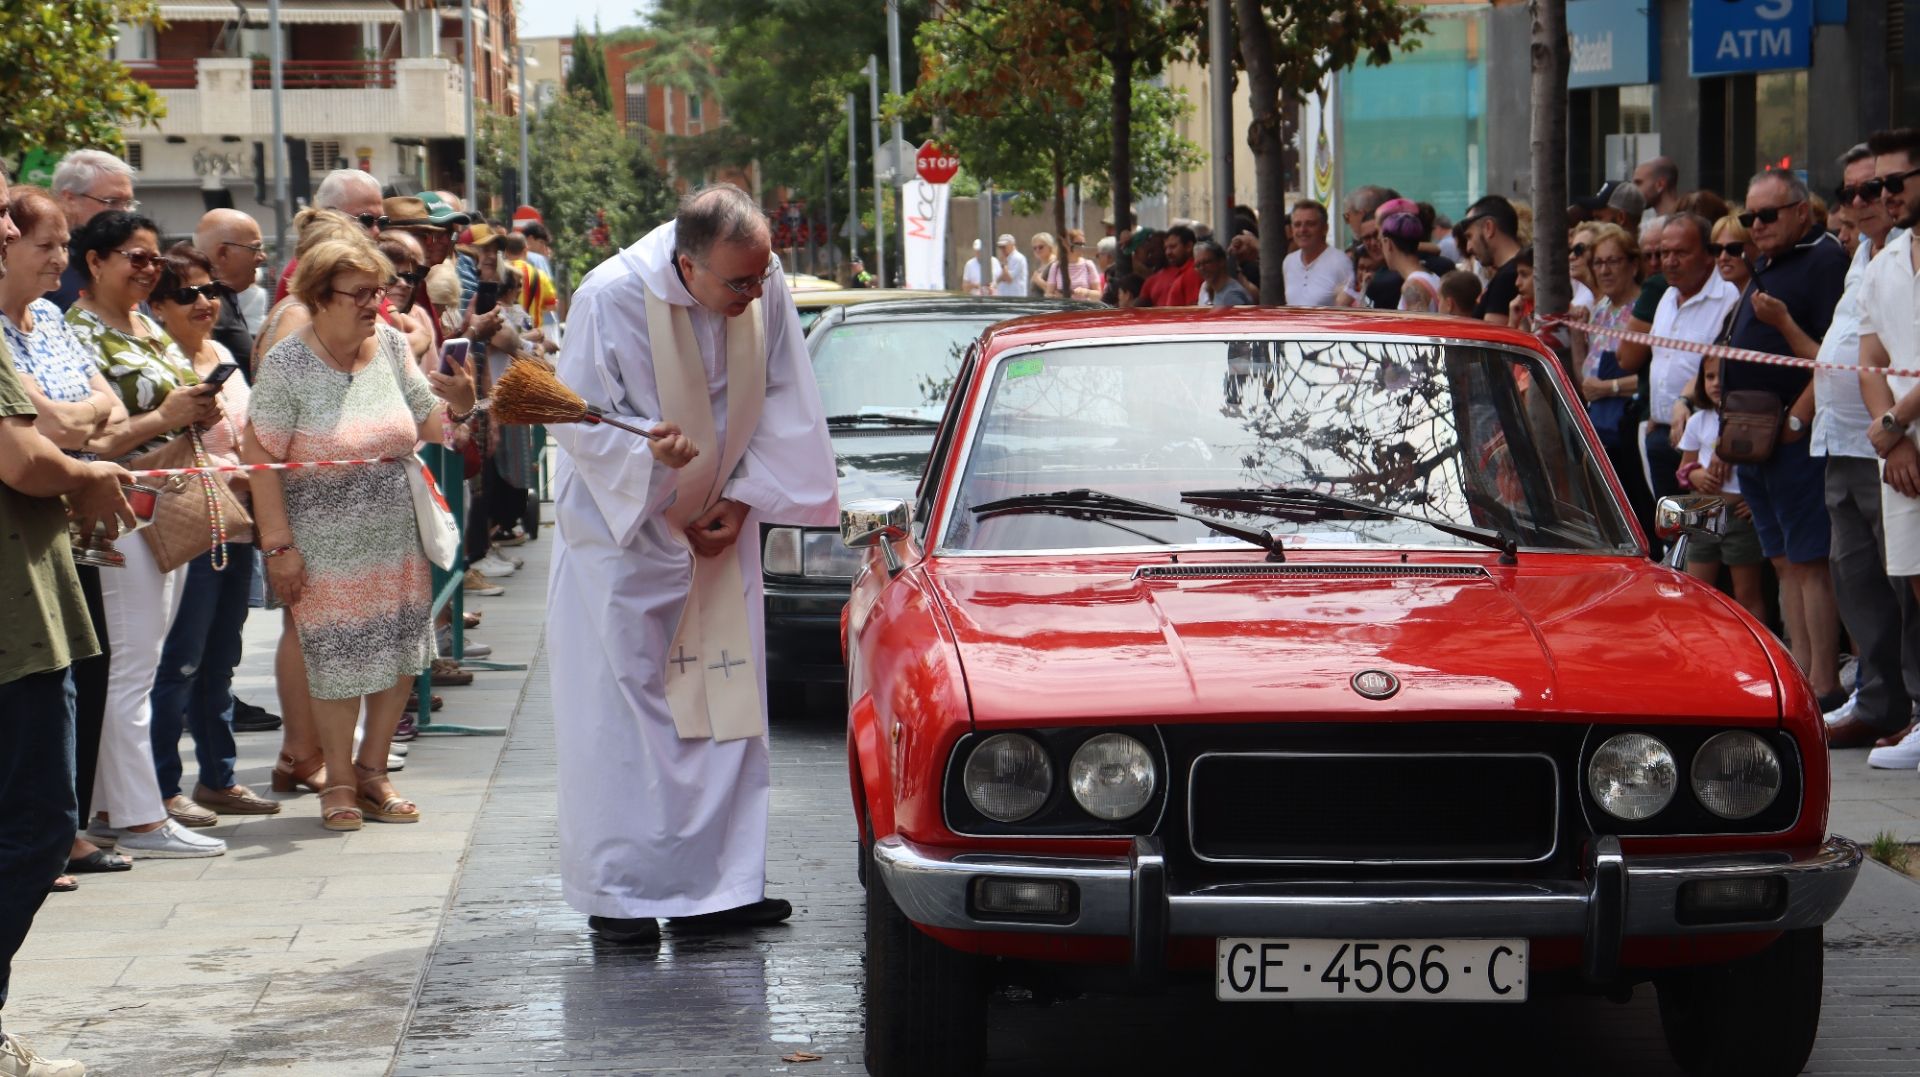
927, 555, 1781, 726
833, 429, 933, 505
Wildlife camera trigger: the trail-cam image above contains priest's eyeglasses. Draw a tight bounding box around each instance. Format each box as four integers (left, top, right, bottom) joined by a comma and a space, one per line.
691, 253, 778, 296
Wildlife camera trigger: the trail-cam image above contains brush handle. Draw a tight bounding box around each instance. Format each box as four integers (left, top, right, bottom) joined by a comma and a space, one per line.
584, 407, 663, 440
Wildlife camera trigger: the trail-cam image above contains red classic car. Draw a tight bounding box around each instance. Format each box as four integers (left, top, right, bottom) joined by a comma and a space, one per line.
839, 309, 1862, 1077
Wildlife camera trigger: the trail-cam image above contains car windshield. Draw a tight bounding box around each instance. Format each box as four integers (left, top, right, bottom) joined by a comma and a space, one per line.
940, 337, 1636, 554
810, 317, 987, 420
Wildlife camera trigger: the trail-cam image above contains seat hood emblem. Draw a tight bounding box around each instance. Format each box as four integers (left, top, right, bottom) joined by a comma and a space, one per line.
1351, 669, 1400, 700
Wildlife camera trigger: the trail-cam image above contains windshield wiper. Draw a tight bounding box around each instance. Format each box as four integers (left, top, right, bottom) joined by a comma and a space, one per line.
970, 488, 1282, 559
825, 413, 941, 429
1180, 486, 1519, 565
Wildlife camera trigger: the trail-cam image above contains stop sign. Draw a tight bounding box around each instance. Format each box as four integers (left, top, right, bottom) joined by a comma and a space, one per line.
916, 141, 960, 185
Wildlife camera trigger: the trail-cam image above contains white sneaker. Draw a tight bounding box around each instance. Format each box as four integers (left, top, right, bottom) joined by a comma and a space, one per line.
0, 1033, 85, 1077
437, 628, 492, 659
387, 753, 406, 772
490, 547, 526, 569
471, 554, 517, 578
1868, 726, 1920, 769
391, 742, 409, 757
1823, 692, 1859, 726
116, 820, 227, 859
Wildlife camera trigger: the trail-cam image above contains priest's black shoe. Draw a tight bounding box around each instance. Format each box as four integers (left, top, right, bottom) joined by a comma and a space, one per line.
588, 915, 661, 944
668, 897, 793, 931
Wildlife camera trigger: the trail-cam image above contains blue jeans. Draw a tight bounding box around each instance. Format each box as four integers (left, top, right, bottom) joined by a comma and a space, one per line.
149, 543, 254, 797
0, 667, 79, 1034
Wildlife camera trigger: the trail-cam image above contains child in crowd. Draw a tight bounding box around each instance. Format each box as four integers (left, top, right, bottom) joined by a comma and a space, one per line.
1438, 269, 1482, 318
1506, 248, 1537, 331
1674, 353, 1766, 621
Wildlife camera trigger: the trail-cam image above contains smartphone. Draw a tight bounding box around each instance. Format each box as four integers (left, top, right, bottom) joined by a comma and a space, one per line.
200, 363, 239, 389
474, 280, 502, 316
440, 338, 471, 376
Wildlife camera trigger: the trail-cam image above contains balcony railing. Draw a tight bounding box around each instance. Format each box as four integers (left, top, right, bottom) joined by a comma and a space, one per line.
126, 58, 396, 91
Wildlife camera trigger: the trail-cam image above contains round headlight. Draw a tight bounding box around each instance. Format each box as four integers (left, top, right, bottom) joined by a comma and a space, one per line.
1588, 733, 1678, 821
963, 734, 1053, 823
1067, 733, 1158, 821
1691, 731, 1782, 820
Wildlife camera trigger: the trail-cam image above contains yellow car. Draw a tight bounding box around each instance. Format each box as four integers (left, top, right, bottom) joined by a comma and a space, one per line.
792, 287, 953, 331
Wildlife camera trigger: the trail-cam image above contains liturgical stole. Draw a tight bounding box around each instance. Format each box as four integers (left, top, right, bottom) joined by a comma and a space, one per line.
645, 288, 766, 741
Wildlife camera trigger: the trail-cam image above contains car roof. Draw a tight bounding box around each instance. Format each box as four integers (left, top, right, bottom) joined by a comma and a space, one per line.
972, 306, 1558, 356
831, 297, 1095, 322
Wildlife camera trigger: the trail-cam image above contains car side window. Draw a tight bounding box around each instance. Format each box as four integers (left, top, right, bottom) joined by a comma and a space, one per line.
914, 341, 980, 544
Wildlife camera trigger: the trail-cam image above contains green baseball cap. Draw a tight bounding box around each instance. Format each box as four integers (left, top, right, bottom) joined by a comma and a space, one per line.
412, 191, 472, 228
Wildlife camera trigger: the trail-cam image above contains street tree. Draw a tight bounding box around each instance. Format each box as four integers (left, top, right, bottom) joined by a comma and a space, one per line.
1085, 1, 1205, 232
907, 0, 1200, 275
1530, 0, 1572, 368
566, 20, 613, 112
1230, 0, 1426, 304
2, 0, 166, 163
478, 90, 676, 285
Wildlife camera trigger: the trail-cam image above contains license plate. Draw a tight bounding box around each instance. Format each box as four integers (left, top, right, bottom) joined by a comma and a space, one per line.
1215, 938, 1528, 1002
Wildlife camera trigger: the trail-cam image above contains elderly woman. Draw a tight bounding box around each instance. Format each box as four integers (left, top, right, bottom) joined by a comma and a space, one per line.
145, 244, 280, 826
245, 237, 475, 830
65, 211, 228, 858
0, 185, 134, 885
1028, 232, 1058, 296
1572, 222, 1657, 538
252, 208, 364, 365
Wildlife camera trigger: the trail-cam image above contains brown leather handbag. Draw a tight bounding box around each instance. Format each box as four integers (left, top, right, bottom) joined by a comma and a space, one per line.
128, 428, 252, 573
1716, 389, 1784, 464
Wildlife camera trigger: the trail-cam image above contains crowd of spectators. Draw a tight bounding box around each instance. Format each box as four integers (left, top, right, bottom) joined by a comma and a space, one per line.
0, 148, 557, 1075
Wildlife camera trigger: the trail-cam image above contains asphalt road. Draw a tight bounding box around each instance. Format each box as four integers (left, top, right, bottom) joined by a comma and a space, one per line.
390, 655, 1920, 1077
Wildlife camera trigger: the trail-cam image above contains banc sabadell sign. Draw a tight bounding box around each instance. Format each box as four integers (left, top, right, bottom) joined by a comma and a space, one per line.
1567, 0, 1658, 90
1690, 0, 1814, 76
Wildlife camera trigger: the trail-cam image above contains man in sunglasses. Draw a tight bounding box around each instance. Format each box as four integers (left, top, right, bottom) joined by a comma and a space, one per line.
1461, 195, 1524, 325
272, 168, 383, 304
46, 149, 137, 311
546, 183, 837, 945
1722, 167, 1850, 712
1814, 136, 1920, 754
192, 209, 265, 376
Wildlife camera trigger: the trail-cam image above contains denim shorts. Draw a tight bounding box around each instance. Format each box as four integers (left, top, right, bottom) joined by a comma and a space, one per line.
1737, 438, 1832, 564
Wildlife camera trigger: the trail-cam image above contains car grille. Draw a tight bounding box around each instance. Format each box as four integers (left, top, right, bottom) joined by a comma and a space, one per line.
1187, 752, 1559, 864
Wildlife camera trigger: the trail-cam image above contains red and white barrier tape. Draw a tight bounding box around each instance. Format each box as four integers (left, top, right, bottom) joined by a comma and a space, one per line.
128, 456, 402, 479
1542, 315, 1920, 379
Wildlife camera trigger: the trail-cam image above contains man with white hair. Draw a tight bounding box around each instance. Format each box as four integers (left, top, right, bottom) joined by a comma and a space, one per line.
273, 168, 383, 302
994, 233, 1029, 297
46, 149, 137, 309
194, 208, 266, 373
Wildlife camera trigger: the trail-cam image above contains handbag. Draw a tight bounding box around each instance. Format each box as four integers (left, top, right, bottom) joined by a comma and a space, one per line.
1712, 281, 1783, 465
407, 452, 461, 569
129, 426, 252, 573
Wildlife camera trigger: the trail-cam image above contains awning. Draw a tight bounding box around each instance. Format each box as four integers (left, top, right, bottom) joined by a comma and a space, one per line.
157, 2, 403, 25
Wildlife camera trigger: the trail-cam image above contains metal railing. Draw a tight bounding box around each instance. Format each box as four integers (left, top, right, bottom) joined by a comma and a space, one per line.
124, 59, 198, 89
124, 58, 398, 91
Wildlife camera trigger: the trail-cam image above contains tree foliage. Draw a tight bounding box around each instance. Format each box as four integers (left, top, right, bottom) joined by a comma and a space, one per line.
565, 20, 613, 112
479, 90, 675, 286
906, 0, 1201, 255
1231, 0, 1427, 302
0, 0, 167, 164
612, 0, 725, 181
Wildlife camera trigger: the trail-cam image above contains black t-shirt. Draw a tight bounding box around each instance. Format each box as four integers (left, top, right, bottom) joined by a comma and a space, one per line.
1473, 256, 1520, 320
1421, 252, 1456, 276
1722, 228, 1849, 405
1366, 268, 1404, 310
213, 293, 254, 378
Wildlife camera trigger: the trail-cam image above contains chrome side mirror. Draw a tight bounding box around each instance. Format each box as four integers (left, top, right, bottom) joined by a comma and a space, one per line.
1655, 494, 1725, 569
841, 498, 910, 575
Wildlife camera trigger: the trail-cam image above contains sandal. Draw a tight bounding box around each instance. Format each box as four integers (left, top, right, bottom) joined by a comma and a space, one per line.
67, 849, 133, 874
354, 764, 420, 824
271, 751, 328, 795
50, 875, 78, 893
319, 786, 363, 831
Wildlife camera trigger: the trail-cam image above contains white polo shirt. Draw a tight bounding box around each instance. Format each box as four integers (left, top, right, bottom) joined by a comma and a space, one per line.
1647, 273, 1739, 422
1811, 234, 1883, 460
1283, 246, 1353, 307
1858, 229, 1920, 415
995, 250, 1030, 297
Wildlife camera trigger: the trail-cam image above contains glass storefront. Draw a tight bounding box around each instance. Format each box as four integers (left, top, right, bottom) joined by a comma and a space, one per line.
1337, 10, 1487, 219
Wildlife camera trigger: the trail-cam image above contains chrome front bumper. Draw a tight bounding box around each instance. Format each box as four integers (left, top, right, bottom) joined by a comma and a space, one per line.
873, 833, 1862, 982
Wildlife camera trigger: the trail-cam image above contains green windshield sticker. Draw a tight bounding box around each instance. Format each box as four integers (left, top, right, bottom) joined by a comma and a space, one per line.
1004, 358, 1043, 380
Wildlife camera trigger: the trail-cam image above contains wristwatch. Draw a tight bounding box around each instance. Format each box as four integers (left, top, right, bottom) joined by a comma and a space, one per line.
1786, 414, 1805, 433
1882, 409, 1908, 435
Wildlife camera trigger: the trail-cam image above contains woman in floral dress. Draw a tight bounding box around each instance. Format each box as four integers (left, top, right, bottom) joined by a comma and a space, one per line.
245, 237, 474, 830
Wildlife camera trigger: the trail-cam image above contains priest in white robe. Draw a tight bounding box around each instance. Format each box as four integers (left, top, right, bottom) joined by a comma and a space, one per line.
546, 184, 838, 943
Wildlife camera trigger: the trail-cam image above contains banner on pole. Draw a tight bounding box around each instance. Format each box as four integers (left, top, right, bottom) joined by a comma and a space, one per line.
901, 178, 950, 290
1299, 72, 1338, 214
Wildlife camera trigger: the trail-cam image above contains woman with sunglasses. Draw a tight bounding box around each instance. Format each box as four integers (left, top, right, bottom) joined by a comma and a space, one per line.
65, 211, 230, 859
245, 237, 475, 831
0, 186, 138, 888
1710, 215, 1756, 293
144, 243, 282, 829
376, 232, 435, 367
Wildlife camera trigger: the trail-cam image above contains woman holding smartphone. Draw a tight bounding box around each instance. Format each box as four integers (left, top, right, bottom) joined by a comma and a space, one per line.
146, 244, 282, 825
245, 237, 475, 831
66, 211, 230, 858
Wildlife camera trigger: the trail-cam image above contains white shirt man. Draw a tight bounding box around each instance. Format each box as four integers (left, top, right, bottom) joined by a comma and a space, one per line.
994, 234, 1030, 297
961, 241, 1001, 296
1648, 274, 1739, 428
1813, 234, 1887, 460
546, 185, 838, 942
1860, 226, 1920, 576
1282, 204, 1351, 307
